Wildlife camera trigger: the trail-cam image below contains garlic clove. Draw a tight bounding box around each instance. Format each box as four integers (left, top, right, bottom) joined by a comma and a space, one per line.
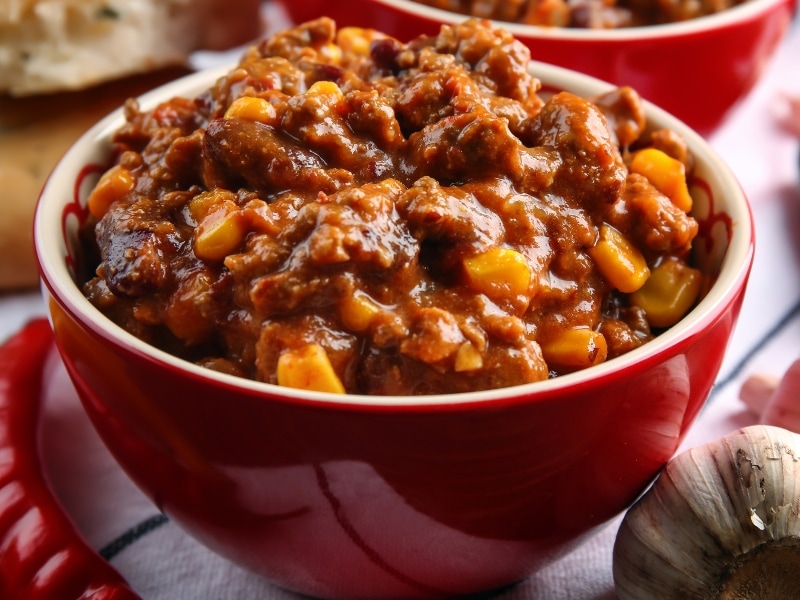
739, 372, 780, 417
613, 424, 800, 599
761, 359, 800, 433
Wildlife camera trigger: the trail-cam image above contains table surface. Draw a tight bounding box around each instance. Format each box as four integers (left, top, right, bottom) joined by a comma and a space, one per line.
1, 7, 799, 600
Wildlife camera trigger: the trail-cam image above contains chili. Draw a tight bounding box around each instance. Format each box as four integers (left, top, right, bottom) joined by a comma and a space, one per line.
81, 18, 703, 396
411, 0, 747, 28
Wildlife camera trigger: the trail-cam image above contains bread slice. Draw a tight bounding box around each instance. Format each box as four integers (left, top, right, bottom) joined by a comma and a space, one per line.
0, 0, 262, 96
0, 0, 264, 288
0, 67, 193, 289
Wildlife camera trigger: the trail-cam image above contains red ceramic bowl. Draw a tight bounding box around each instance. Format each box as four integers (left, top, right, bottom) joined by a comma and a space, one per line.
34, 60, 753, 599
278, 0, 797, 136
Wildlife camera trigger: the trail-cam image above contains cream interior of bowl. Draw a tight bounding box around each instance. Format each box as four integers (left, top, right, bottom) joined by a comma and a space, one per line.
34, 61, 754, 407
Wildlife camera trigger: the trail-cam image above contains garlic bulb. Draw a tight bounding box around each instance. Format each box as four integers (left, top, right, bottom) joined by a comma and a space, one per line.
613, 424, 800, 599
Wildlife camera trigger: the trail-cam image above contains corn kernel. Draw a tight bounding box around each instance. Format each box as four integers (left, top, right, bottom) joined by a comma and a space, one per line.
318, 42, 343, 64
454, 342, 483, 372
630, 148, 693, 213
276, 344, 346, 394
87, 165, 135, 219
194, 203, 246, 261
187, 189, 237, 223
340, 292, 381, 332
589, 224, 650, 293
224, 96, 278, 125
541, 328, 608, 370
463, 247, 532, 300
630, 257, 703, 328
163, 270, 212, 344
306, 80, 344, 101
336, 27, 375, 55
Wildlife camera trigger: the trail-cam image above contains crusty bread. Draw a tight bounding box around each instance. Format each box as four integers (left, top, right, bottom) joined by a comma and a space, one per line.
0, 0, 264, 96
0, 0, 264, 289
0, 68, 194, 289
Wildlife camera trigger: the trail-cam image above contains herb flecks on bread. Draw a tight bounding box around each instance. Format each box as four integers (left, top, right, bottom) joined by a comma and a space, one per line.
0, 0, 264, 96
0, 0, 263, 289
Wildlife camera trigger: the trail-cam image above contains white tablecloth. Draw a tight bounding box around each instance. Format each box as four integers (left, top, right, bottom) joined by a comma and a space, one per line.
1, 7, 798, 600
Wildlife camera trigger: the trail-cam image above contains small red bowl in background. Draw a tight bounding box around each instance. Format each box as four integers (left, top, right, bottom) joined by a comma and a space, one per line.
278, 0, 797, 136
34, 60, 753, 599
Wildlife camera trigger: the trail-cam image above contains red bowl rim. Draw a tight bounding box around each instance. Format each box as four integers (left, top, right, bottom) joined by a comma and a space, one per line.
295, 0, 797, 41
